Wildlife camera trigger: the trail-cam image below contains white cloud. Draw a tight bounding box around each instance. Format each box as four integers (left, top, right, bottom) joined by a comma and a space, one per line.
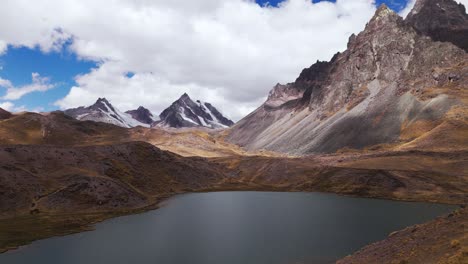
0, 40, 7, 55
0, 78, 12, 88
0, 73, 55, 100
0, 101, 14, 111
0, 0, 382, 120
0, 101, 44, 113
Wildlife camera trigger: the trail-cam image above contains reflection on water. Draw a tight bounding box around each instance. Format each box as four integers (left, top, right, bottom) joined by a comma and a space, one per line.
0, 192, 456, 264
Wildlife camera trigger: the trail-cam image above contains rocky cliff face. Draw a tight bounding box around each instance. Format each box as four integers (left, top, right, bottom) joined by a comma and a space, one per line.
406, 0, 468, 52
64, 98, 149, 128
227, 1, 468, 155
154, 93, 234, 129
125, 106, 157, 125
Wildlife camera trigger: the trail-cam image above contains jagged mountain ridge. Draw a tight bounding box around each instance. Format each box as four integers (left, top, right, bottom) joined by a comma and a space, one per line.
227, 0, 468, 155
125, 106, 158, 125
64, 95, 233, 129
154, 93, 234, 129
64, 98, 149, 128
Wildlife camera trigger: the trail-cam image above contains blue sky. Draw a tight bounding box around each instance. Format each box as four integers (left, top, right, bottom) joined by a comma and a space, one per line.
0, 0, 412, 114
256, 0, 409, 11
0, 47, 96, 111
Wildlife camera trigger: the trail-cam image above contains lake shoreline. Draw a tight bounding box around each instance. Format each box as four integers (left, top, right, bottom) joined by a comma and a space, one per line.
0, 189, 464, 263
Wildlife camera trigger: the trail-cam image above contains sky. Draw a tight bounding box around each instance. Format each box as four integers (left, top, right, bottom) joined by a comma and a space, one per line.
0, 0, 466, 120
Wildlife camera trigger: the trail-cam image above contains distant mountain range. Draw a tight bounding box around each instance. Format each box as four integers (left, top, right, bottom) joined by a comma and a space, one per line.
64, 98, 150, 128
63, 94, 234, 129
0, 0, 466, 152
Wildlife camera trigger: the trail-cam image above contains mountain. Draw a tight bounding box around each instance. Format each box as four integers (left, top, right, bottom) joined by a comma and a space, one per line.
0, 108, 12, 120
406, 0, 468, 52
64, 96, 233, 129
125, 106, 158, 125
227, 1, 468, 155
64, 98, 149, 128
154, 93, 234, 129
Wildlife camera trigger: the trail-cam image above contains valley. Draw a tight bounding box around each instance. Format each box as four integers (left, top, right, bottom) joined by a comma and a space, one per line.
0, 0, 467, 263
0, 113, 466, 260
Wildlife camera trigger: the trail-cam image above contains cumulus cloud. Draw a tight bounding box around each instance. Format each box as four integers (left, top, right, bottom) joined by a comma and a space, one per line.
2, 0, 437, 120
0, 101, 44, 113
0, 73, 55, 100
0, 101, 14, 111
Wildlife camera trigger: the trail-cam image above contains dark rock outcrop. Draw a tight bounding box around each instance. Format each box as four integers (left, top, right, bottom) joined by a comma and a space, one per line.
406, 0, 468, 52
203, 103, 234, 127
125, 106, 156, 125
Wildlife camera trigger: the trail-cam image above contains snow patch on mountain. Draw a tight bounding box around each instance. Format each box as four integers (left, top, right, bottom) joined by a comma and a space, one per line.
64, 98, 149, 128
125, 106, 158, 125
154, 93, 234, 129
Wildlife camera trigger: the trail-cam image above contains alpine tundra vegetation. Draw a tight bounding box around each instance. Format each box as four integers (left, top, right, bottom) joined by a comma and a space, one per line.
0, 0, 467, 263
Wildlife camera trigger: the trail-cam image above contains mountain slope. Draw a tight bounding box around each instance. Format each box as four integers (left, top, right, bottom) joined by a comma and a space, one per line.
154, 93, 234, 129
227, 1, 467, 155
64, 98, 149, 128
125, 106, 158, 125
0, 142, 225, 218
337, 207, 468, 264
0, 108, 12, 120
0, 111, 247, 157
0, 111, 129, 146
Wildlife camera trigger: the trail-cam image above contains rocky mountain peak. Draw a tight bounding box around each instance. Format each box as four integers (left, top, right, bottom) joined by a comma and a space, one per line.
366, 3, 402, 30
410, 0, 466, 16
227, 0, 467, 155
96, 97, 108, 103
125, 106, 156, 125
65, 98, 149, 128
406, 0, 468, 51
179, 93, 191, 101
92, 97, 115, 111
154, 93, 234, 129
373, 4, 394, 19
